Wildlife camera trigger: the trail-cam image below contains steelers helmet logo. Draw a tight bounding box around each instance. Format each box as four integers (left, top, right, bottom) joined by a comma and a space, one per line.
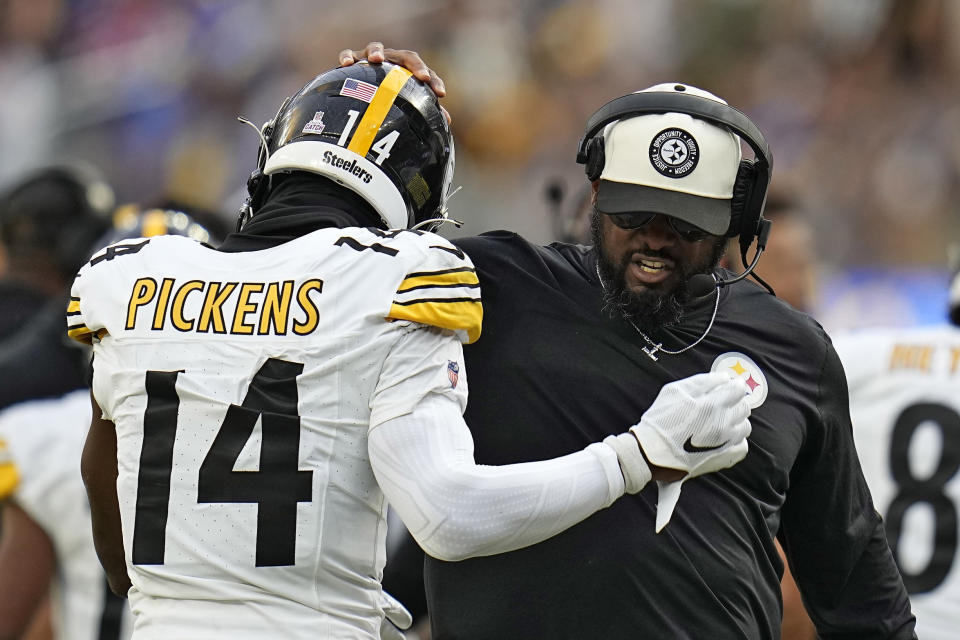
710, 351, 768, 409
649, 128, 699, 178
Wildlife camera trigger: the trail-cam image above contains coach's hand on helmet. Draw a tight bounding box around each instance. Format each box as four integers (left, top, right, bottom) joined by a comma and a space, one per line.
338, 42, 450, 122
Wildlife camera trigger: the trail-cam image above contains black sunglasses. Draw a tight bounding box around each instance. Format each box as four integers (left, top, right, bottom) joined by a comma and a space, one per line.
606, 212, 711, 241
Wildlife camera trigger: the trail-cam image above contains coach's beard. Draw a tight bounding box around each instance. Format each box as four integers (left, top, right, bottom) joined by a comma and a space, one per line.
592, 210, 726, 333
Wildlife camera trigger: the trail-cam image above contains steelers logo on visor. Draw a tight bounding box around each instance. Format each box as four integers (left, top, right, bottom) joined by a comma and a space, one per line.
649, 128, 699, 178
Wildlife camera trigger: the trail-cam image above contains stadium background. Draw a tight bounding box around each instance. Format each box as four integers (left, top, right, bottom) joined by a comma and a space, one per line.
1, 0, 958, 331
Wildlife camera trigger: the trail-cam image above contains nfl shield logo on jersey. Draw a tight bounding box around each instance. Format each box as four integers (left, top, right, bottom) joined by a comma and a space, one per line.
447, 360, 460, 388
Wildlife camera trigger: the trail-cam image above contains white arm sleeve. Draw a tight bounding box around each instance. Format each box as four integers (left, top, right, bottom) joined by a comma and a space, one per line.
369, 393, 625, 562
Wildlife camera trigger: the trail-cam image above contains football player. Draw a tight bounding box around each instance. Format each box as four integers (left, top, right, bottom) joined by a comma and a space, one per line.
72, 62, 752, 639
0, 207, 214, 640
832, 260, 960, 640
0, 165, 115, 409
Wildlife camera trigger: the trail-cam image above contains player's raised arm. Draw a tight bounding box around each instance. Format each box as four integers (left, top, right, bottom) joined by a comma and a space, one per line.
370, 366, 751, 561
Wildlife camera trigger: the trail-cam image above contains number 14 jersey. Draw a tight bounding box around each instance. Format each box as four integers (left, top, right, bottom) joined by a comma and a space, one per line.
68, 227, 481, 639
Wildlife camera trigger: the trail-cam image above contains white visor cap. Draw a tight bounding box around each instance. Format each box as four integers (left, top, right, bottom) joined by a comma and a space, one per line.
596, 83, 742, 236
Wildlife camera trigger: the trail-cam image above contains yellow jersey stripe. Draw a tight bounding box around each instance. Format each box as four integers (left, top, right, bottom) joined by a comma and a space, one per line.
388, 299, 482, 344
0, 464, 18, 498
347, 66, 413, 157
67, 299, 81, 314
67, 324, 94, 344
67, 325, 107, 344
0, 440, 19, 498
397, 269, 480, 293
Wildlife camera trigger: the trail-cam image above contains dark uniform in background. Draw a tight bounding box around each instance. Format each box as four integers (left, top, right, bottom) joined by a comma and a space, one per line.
420, 231, 914, 640
0, 165, 114, 409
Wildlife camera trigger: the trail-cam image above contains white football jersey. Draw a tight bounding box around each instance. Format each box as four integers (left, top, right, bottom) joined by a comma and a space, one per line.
834, 324, 960, 639
0, 390, 133, 640
67, 227, 481, 639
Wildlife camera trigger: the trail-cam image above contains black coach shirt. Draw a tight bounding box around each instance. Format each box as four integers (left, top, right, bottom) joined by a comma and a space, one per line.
423, 231, 915, 640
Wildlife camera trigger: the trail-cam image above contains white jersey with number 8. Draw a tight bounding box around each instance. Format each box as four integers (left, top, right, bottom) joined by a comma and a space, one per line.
835, 324, 960, 640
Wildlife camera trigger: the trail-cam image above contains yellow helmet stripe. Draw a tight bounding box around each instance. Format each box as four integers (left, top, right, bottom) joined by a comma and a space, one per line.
347, 66, 413, 157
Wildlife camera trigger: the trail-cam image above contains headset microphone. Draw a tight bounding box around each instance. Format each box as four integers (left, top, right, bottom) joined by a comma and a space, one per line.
687, 218, 772, 299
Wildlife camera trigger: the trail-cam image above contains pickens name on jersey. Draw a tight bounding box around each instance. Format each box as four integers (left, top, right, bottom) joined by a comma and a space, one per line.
67, 229, 483, 345
123, 276, 324, 336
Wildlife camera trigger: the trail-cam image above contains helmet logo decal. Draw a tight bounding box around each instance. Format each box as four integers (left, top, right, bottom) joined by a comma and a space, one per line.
301, 111, 325, 135
710, 351, 768, 409
339, 78, 378, 103
322, 150, 373, 184
649, 128, 699, 178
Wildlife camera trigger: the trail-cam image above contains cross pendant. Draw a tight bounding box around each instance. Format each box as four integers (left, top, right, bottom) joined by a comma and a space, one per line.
642, 343, 661, 361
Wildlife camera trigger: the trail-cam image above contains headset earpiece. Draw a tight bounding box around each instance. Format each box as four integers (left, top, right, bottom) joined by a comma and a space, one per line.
584, 137, 606, 182
728, 159, 756, 238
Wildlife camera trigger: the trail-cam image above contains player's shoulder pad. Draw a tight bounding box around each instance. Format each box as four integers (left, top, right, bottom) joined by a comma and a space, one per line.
67, 235, 201, 345
383, 230, 482, 344
66, 236, 158, 345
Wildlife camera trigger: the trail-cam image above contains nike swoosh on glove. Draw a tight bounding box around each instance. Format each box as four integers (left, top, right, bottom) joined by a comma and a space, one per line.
632, 371, 752, 531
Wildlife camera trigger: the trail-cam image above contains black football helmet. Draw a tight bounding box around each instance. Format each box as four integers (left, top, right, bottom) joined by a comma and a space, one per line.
240, 61, 455, 232
94, 204, 216, 250
0, 163, 115, 279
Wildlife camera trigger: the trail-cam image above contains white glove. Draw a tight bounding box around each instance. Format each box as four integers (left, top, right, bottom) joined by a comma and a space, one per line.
379, 591, 413, 640
604, 372, 752, 532
632, 371, 752, 478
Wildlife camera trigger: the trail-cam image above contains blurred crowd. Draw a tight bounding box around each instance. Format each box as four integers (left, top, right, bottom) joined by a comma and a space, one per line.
2, 0, 959, 328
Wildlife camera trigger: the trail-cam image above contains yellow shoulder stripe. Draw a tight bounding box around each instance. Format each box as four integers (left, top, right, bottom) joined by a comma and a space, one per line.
67, 325, 108, 345
397, 268, 479, 293
0, 440, 19, 498
388, 299, 482, 344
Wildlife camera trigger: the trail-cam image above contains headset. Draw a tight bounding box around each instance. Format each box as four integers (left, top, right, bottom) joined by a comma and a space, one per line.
576, 88, 774, 293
